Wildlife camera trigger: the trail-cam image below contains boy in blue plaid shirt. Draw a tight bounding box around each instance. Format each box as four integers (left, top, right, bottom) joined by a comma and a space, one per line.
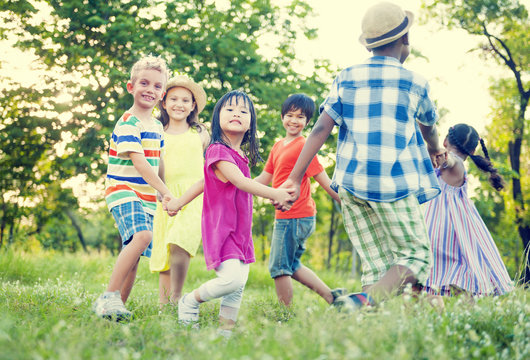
279, 2, 445, 309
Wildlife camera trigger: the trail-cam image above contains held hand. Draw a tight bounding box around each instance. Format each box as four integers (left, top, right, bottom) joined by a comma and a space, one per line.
273, 178, 300, 211
157, 192, 163, 203
162, 194, 181, 216
428, 147, 447, 168
273, 188, 295, 211
434, 152, 448, 169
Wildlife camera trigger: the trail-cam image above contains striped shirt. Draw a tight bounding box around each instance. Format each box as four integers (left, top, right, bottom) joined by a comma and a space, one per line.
321, 56, 440, 204
105, 112, 164, 215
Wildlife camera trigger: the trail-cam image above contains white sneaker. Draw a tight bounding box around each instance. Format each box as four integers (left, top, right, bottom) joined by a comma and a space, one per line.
93, 291, 132, 321
178, 293, 199, 326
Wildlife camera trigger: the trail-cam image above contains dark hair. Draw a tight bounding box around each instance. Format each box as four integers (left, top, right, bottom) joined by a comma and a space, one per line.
447, 123, 504, 191
281, 93, 315, 124
157, 86, 204, 133
210, 90, 262, 167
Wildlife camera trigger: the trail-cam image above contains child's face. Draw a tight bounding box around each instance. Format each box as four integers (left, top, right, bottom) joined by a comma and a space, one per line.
163, 86, 195, 122
281, 108, 307, 137
127, 69, 166, 110
219, 99, 251, 136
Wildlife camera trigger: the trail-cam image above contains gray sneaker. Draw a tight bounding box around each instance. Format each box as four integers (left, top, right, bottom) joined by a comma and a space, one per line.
93, 291, 132, 321
178, 293, 199, 326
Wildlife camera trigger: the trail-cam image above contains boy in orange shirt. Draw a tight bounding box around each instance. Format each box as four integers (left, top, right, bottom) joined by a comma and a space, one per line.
255, 94, 344, 306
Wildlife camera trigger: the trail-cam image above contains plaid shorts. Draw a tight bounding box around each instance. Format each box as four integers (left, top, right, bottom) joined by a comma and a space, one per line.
110, 201, 154, 258
339, 187, 432, 286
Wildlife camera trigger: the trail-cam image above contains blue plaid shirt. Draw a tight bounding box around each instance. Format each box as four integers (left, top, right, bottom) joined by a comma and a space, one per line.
321, 56, 440, 204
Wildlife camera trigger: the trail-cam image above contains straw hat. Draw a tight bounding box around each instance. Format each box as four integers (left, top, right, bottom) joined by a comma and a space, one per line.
359, 2, 414, 49
165, 75, 207, 113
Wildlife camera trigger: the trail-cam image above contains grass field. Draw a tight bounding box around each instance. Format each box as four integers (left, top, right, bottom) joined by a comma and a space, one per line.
0, 250, 528, 360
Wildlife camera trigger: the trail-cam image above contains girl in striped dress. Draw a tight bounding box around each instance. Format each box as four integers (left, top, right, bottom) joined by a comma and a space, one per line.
424, 124, 513, 297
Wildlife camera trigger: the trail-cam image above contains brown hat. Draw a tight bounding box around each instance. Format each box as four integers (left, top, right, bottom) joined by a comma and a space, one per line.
164, 75, 207, 113
359, 2, 414, 49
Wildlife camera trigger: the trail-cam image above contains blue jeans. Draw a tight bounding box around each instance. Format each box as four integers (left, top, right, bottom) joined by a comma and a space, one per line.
268, 216, 316, 278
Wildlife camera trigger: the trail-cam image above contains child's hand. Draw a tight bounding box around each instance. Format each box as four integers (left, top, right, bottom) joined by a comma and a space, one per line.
162, 194, 181, 216
157, 192, 163, 203
272, 188, 296, 211
274, 178, 300, 211
428, 147, 447, 168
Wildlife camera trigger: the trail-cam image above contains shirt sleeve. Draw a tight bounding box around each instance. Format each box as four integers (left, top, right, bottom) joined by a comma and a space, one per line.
263, 143, 276, 174
114, 117, 144, 157
205, 143, 237, 170
416, 83, 438, 126
319, 74, 343, 127
306, 155, 324, 178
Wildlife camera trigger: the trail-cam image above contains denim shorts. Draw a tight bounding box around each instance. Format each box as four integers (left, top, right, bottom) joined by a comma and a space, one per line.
110, 201, 153, 258
268, 216, 316, 278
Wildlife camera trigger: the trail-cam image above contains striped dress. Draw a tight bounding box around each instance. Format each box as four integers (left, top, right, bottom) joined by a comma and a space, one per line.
105, 112, 164, 216
423, 168, 513, 296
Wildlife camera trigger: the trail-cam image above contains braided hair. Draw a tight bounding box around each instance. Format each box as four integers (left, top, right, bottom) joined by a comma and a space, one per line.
447, 124, 504, 191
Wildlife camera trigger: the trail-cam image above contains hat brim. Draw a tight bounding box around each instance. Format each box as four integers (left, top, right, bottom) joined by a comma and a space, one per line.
163, 78, 207, 113
359, 10, 414, 49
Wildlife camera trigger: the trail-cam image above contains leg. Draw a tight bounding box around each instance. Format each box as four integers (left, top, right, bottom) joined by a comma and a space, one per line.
274, 275, 294, 306
292, 265, 333, 304
107, 230, 152, 294
120, 257, 140, 303
363, 196, 432, 302
218, 261, 250, 333
159, 270, 171, 305
168, 244, 191, 303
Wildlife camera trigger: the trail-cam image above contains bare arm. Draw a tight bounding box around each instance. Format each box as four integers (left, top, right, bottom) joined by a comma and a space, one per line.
254, 170, 273, 186
164, 179, 204, 215
215, 160, 293, 208
157, 157, 166, 202
313, 170, 340, 203
199, 127, 211, 152
130, 152, 171, 197
418, 123, 445, 168
281, 111, 335, 201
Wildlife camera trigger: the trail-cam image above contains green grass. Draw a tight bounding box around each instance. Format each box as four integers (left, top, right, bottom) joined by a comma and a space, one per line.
0, 250, 528, 360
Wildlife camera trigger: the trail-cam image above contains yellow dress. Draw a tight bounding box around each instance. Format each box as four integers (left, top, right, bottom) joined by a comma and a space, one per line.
150, 128, 204, 272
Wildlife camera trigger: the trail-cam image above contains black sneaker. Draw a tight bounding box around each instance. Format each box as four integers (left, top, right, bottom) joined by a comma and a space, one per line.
330, 288, 348, 304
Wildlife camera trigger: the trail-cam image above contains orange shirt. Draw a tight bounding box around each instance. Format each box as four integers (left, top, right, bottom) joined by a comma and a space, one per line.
264, 136, 324, 219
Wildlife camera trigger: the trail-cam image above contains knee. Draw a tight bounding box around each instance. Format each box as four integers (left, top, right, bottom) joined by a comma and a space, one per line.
218, 273, 247, 294
133, 230, 152, 248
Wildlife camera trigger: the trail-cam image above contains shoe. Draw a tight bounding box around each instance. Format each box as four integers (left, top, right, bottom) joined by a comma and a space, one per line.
93, 290, 132, 321
178, 293, 199, 326
332, 292, 375, 313
330, 288, 348, 304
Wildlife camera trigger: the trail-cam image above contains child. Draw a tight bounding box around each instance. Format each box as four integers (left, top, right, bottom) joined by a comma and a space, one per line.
278, 2, 446, 308
164, 90, 294, 336
424, 124, 513, 297
93, 55, 176, 320
254, 93, 345, 306
150, 75, 209, 306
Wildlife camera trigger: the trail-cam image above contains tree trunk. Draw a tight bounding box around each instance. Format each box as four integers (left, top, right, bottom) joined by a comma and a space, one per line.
65, 209, 88, 253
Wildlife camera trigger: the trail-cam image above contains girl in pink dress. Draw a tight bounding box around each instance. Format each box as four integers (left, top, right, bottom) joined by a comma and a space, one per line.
424, 123, 513, 297
164, 90, 293, 336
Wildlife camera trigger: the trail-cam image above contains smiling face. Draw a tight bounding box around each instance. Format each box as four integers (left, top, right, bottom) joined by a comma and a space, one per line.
126, 69, 165, 110
219, 98, 252, 136
162, 86, 195, 123
281, 108, 308, 138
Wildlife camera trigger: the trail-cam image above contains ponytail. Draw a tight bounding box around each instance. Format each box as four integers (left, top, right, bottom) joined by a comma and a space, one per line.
468, 139, 504, 191
448, 124, 504, 191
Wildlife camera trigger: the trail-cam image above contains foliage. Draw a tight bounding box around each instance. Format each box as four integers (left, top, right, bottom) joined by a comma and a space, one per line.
0, 0, 334, 253
0, 251, 528, 360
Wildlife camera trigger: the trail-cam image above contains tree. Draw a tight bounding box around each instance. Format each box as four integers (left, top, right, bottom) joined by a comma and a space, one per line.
1, 0, 334, 252
422, 0, 530, 284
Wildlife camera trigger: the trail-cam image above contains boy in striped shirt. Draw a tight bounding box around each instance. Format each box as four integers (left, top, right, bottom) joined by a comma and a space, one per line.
94, 56, 175, 320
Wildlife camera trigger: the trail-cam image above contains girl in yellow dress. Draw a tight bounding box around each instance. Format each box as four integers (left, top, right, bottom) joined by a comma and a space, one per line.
150, 75, 209, 306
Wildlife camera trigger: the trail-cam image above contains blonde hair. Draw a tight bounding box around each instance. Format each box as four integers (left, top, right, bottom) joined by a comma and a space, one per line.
130, 55, 169, 84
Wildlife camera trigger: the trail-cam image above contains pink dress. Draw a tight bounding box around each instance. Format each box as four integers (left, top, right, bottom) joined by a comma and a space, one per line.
423, 168, 513, 296
201, 143, 255, 270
